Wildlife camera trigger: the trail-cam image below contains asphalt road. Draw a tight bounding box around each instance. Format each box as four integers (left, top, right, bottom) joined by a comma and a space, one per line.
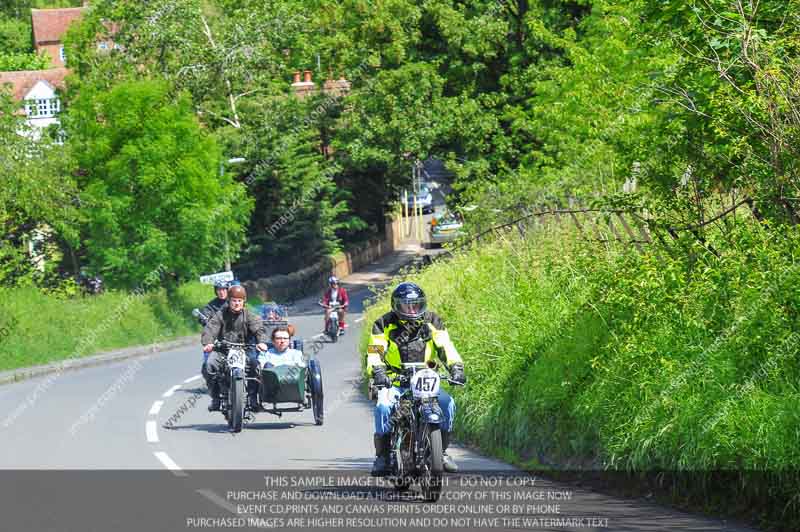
0, 251, 758, 532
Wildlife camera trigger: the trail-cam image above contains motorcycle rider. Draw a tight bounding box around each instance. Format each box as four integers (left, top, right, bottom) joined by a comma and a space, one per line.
201, 285, 268, 412
366, 282, 466, 475
197, 280, 230, 325
321, 275, 349, 334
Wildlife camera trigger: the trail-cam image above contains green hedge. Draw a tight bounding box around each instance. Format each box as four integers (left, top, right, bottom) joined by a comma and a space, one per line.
360, 222, 800, 529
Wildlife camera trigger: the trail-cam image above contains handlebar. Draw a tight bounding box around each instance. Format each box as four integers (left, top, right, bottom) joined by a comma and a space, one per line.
213, 340, 261, 349
318, 300, 344, 309
373, 362, 465, 389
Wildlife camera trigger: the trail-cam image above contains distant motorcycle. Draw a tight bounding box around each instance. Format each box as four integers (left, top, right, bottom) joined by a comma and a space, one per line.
77, 273, 103, 295
375, 359, 464, 502
318, 300, 343, 343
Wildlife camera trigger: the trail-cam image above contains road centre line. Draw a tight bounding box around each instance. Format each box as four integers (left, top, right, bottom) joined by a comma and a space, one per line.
148, 400, 164, 416
146, 420, 159, 443
162, 384, 181, 397
153, 451, 187, 477
184, 374, 203, 383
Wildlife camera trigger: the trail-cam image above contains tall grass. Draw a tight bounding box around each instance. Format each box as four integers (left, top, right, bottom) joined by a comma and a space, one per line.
0, 282, 212, 371
360, 221, 800, 529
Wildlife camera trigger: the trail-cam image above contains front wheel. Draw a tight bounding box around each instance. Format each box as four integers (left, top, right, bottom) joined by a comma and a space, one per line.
420, 426, 444, 502
328, 318, 338, 343
229, 376, 245, 433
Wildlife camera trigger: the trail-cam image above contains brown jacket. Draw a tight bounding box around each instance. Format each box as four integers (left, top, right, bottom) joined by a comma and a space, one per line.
201, 307, 267, 346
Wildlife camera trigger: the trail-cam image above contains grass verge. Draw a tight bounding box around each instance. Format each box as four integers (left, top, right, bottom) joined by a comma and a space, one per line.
360, 221, 800, 531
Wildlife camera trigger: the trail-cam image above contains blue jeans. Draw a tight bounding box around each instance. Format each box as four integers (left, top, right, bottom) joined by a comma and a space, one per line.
374, 387, 455, 435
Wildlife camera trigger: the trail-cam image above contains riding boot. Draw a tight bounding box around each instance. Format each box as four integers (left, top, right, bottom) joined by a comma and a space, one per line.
371, 433, 391, 477
441, 431, 458, 473
207, 380, 221, 412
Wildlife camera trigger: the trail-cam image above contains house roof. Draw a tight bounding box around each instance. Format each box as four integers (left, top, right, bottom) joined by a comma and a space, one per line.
31, 7, 86, 44
0, 68, 69, 101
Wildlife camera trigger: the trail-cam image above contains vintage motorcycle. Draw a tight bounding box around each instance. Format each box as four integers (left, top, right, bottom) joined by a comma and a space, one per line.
200, 339, 251, 432
318, 300, 344, 343
374, 358, 464, 502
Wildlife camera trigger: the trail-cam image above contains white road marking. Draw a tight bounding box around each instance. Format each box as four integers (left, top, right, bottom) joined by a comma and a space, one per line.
196, 489, 238, 514
162, 385, 181, 398
146, 420, 159, 443
153, 451, 187, 477
355, 317, 365, 323
183, 374, 202, 383
148, 401, 164, 416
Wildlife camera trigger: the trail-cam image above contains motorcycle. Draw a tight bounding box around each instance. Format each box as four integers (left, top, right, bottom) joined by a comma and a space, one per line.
375, 359, 464, 502
211, 339, 251, 432
318, 300, 344, 343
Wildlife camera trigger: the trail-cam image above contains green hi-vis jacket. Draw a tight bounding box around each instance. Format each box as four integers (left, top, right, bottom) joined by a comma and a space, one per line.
366, 311, 463, 379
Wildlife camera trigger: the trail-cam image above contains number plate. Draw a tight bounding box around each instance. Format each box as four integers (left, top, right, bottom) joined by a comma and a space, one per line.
227, 348, 246, 369
411, 368, 440, 399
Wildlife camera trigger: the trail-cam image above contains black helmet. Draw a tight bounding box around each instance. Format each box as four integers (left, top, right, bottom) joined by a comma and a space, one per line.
213, 280, 229, 294
391, 282, 427, 321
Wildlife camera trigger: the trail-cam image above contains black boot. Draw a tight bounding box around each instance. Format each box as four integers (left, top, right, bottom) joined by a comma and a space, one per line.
207, 380, 221, 412
441, 431, 458, 473
371, 433, 391, 477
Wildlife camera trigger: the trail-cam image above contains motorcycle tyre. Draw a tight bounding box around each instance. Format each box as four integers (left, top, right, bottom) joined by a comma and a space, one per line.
421, 427, 444, 502
229, 377, 245, 433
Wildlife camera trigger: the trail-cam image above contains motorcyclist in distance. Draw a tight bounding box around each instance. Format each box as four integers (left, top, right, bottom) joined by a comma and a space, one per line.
321, 275, 349, 334
197, 280, 229, 325
201, 285, 268, 412
366, 282, 466, 476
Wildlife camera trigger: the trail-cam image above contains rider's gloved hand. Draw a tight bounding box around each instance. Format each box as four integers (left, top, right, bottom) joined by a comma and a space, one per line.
449, 364, 466, 385
372, 366, 392, 388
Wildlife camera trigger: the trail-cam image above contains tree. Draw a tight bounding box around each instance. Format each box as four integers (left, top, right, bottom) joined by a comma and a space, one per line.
64, 79, 252, 287
0, 90, 79, 287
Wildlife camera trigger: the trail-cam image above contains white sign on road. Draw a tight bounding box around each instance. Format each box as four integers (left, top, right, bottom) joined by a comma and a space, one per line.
199, 271, 234, 285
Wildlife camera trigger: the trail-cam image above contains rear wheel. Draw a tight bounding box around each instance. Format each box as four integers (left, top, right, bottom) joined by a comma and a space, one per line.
229, 377, 245, 433
420, 427, 444, 502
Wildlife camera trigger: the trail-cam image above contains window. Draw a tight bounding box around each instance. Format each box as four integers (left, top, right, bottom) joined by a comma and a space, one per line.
25, 98, 60, 118
59, 46, 66, 64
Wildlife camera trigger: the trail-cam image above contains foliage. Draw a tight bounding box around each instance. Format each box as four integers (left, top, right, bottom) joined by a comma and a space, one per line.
0, 50, 51, 70
63, 79, 252, 287
361, 222, 800, 528
0, 13, 32, 54
0, 90, 79, 287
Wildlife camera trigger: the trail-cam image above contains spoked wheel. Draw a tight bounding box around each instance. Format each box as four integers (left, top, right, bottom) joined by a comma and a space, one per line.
420, 426, 444, 502
229, 377, 245, 433
308, 359, 324, 426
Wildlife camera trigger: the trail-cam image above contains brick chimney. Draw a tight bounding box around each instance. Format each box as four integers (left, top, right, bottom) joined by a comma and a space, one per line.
323, 73, 351, 97
291, 69, 316, 99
